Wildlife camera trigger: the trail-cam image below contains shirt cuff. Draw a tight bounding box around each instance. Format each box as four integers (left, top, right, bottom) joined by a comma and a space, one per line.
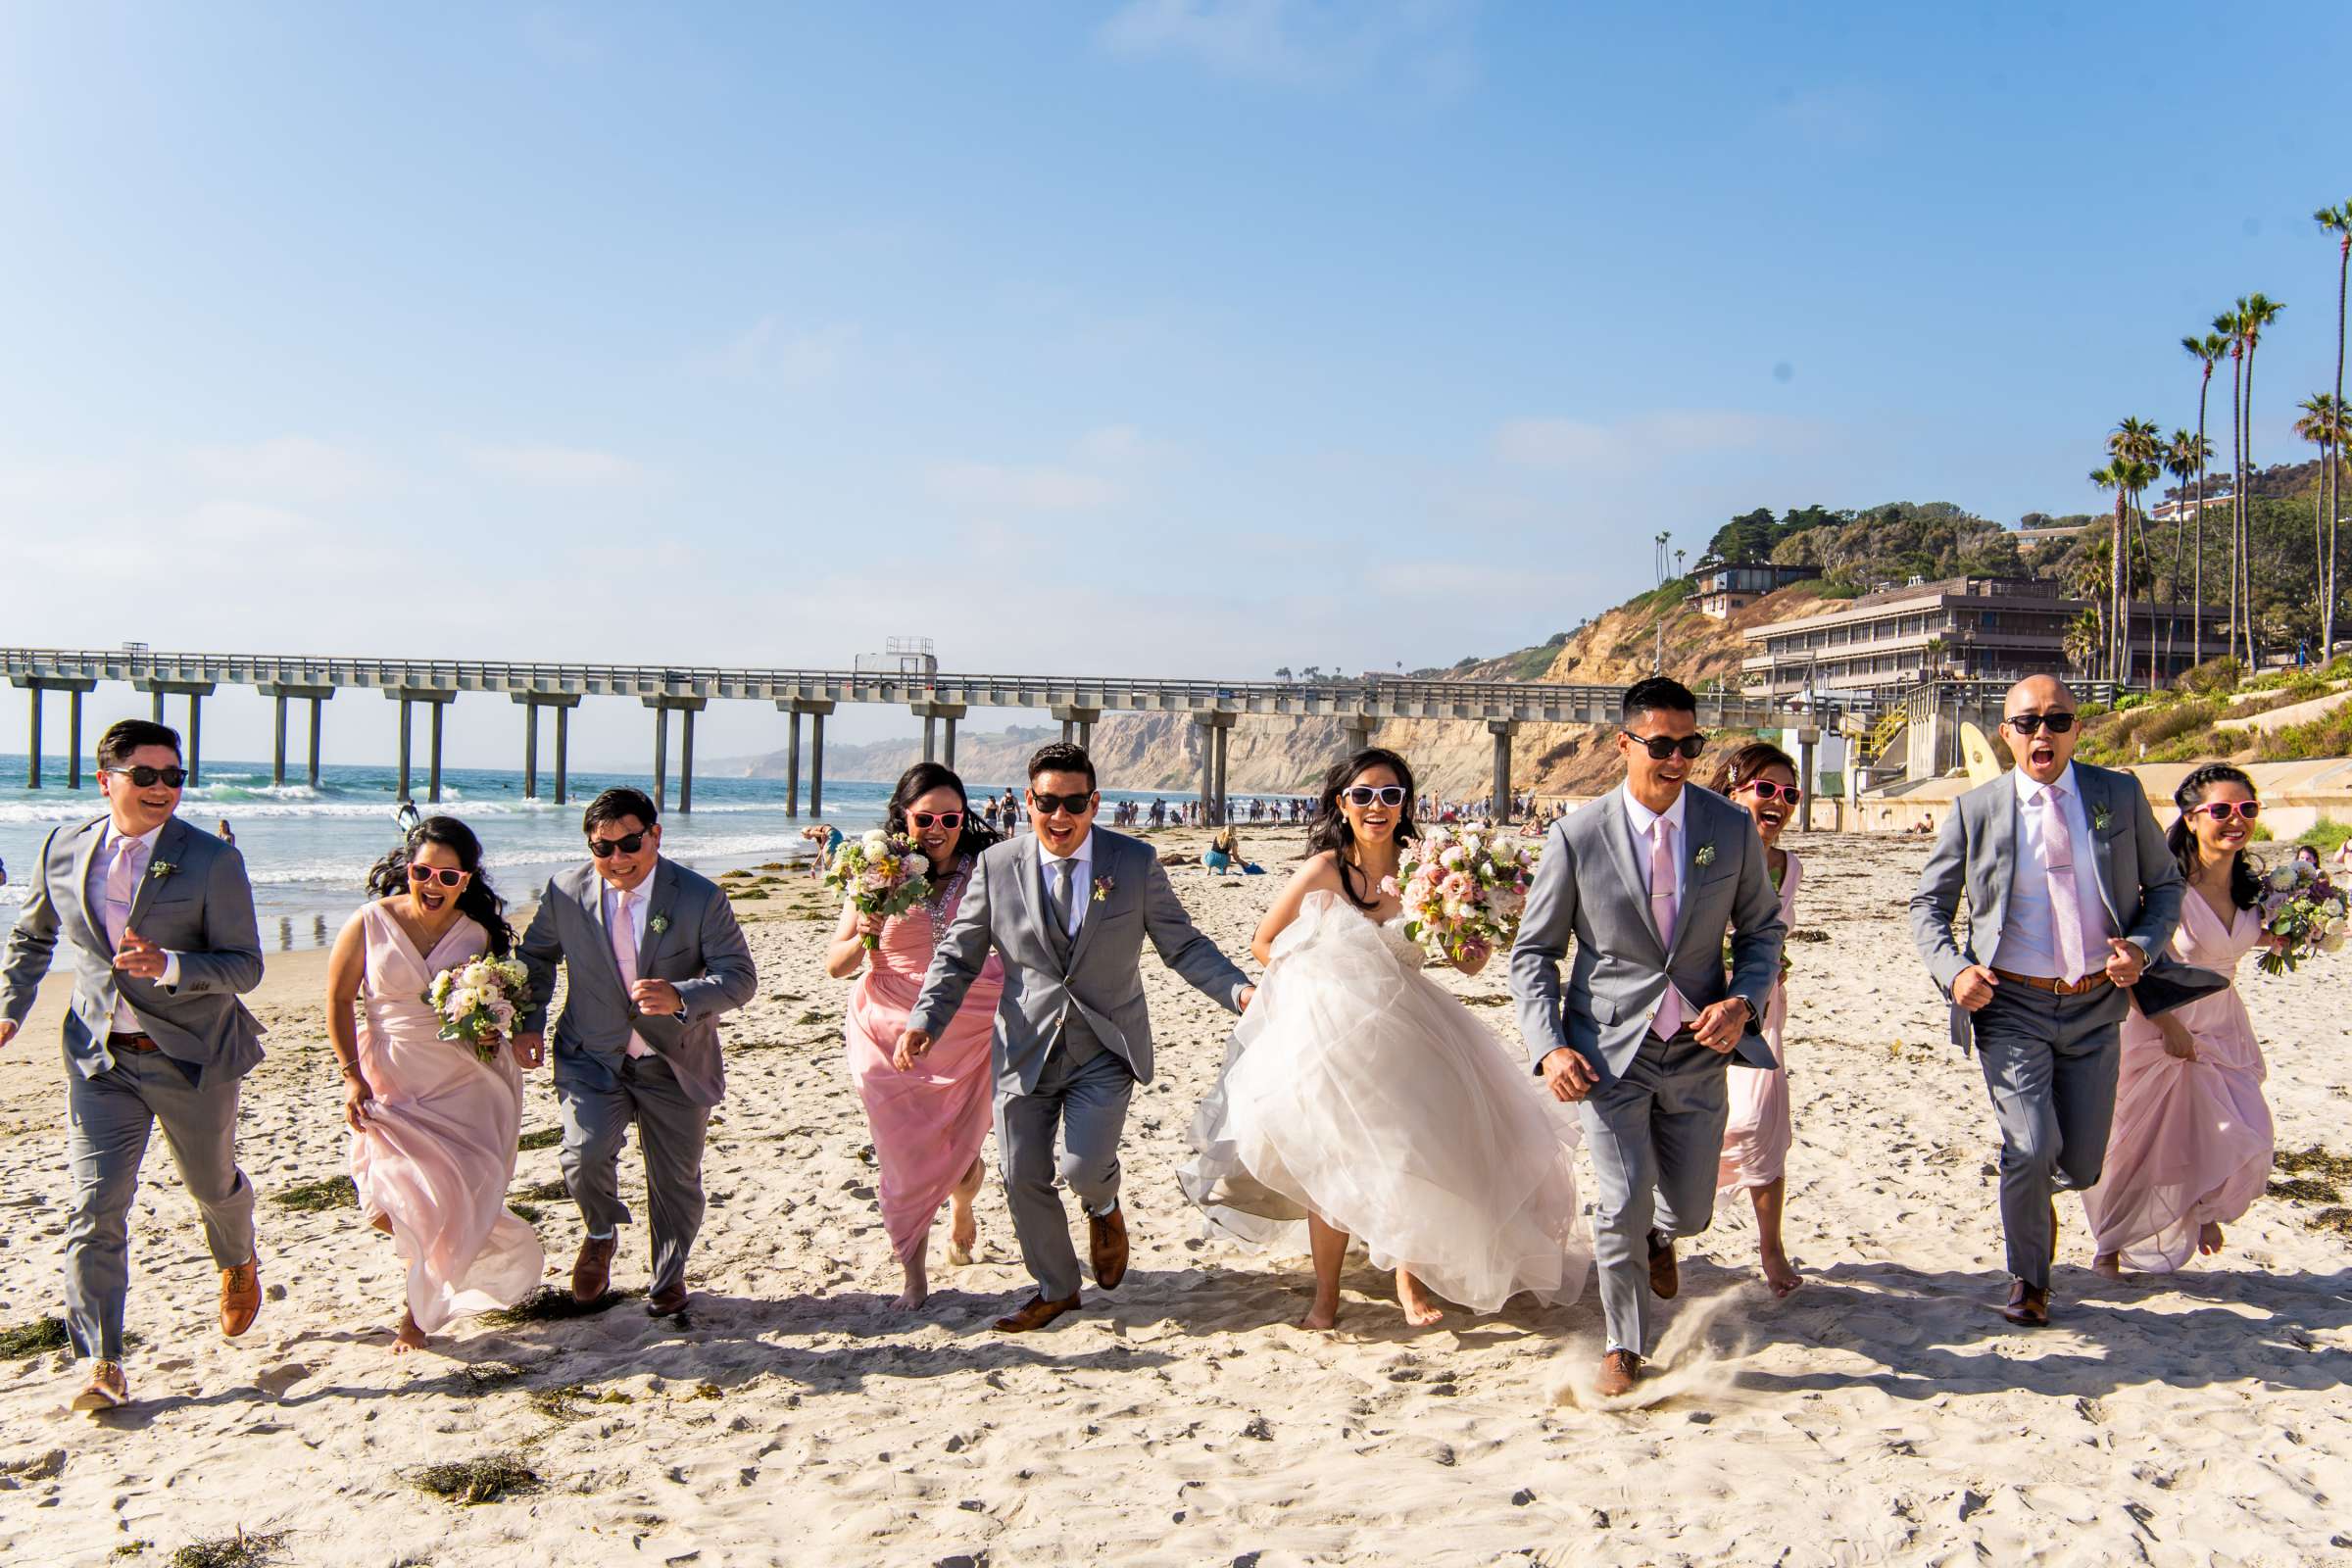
159, 953, 182, 990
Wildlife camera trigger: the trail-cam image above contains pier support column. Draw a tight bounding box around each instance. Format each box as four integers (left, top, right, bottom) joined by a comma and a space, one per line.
512, 694, 581, 803
1051, 706, 1101, 754
645, 696, 708, 814
911, 702, 967, 770
555, 705, 571, 807
385, 689, 457, 806
1193, 711, 1236, 825
259, 684, 335, 792
779, 700, 834, 819
69, 688, 85, 789
132, 679, 216, 787
1795, 726, 1821, 834
1214, 725, 1230, 824
1488, 720, 1518, 824
1341, 714, 1377, 757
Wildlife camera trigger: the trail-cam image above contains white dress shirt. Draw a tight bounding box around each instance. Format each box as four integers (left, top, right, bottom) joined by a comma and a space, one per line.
1620, 783, 1690, 906
85, 821, 182, 1029
601, 867, 657, 1056
1993, 763, 2119, 981
1038, 831, 1095, 940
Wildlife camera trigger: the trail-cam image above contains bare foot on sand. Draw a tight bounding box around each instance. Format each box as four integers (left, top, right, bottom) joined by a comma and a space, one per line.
2198, 1221, 2226, 1256
946, 1156, 983, 1266
896, 1255, 929, 1311
1760, 1246, 1801, 1298
2091, 1251, 2124, 1279
1297, 1293, 1341, 1331
1396, 1270, 1445, 1327
391, 1311, 426, 1354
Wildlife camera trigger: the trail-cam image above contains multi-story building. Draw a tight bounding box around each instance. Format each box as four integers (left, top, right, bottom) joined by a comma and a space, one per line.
1685, 561, 1818, 619
1740, 575, 2225, 698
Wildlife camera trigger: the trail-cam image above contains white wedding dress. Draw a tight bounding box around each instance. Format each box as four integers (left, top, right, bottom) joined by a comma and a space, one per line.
1180, 891, 1590, 1313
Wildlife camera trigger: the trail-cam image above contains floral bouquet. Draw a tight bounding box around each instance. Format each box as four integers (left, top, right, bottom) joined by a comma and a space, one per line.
424, 956, 533, 1065
825, 829, 935, 950
1384, 825, 1541, 968
2254, 858, 2350, 975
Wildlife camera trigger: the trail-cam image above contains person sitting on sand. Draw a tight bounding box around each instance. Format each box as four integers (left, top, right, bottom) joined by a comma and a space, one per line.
1205, 825, 1241, 875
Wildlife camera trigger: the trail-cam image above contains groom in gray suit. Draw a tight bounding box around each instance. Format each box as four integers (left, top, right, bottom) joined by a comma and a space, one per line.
0, 719, 266, 1413
902, 742, 1254, 1332
516, 787, 758, 1316
1910, 673, 2180, 1326
1511, 678, 1785, 1397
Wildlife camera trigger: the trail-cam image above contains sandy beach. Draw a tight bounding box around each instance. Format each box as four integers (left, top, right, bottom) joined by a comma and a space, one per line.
3, 826, 2349, 1566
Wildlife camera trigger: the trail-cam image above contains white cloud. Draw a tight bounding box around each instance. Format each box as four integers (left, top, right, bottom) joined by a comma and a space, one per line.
926, 462, 1119, 513
467, 444, 651, 488
705, 318, 859, 384
1494, 410, 1817, 473
183, 436, 381, 501
1097, 0, 1474, 89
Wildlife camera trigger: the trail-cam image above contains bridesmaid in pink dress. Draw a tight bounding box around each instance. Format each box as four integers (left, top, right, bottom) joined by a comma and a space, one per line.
326, 817, 544, 1351
2085, 764, 2277, 1275
1709, 742, 1805, 1298
826, 764, 1005, 1309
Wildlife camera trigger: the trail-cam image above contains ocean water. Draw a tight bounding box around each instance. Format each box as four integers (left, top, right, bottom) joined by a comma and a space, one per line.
0, 756, 1181, 950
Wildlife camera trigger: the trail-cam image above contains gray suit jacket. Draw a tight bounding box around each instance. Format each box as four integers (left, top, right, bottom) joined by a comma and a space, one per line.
1, 815, 266, 1081
1909, 762, 2183, 1048
909, 827, 1250, 1095
516, 858, 759, 1109
1510, 785, 1786, 1080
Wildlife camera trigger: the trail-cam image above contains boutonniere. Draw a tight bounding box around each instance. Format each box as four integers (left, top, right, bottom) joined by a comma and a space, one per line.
2090, 804, 2114, 833
1092, 875, 1115, 904
146, 860, 177, 883
648, 912, 670, 936
1693, 844, 1716, 869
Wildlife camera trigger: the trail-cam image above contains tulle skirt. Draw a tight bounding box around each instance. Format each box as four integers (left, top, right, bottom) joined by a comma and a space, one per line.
1179, 893, 1589, 1313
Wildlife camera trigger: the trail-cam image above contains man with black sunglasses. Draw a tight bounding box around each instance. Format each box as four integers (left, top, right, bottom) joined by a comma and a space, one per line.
514, 787, 758, 1316
1911, 673, 2181, 1327
1510, 678, 1786, 1397
1, 719, 266, 1413
901, 742, 1254, 1333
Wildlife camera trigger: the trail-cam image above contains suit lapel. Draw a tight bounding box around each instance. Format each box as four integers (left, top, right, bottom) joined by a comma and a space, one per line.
1014, 836, 1057, 967
1066, 834, 1108, 972
634, 858, 676, 975
2079, 767, 2126, 926
580, 864, 629, 994
122, 817, 186, 939
1665, 792, 1712, 966
69, 818, 108, 953
1599, 791, 1667, 958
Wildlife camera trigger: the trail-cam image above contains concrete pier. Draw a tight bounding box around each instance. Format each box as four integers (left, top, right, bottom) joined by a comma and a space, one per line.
258, 684, 334, 790
388, 689, 458, 805
911, 701, 966, 768
1051, 704, 1101, 752
13, 677, 95, 789
1194, 711, 1235, 824
779, 699, 834, 817
646, 696, 707, 813
513, 694, 581, 803
132, 679, 215, 787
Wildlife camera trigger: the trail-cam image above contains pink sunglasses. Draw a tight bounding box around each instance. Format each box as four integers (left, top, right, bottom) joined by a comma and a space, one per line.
1740, 779, 1803, 805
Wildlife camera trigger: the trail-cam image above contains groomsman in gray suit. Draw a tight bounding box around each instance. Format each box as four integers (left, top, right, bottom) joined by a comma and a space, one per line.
1511, 678, 1786, 1397
516, 788, 758, 1316
901, 743, 1254, 1332
1910, 673, 2180, 1326
0, 719, 266, 1413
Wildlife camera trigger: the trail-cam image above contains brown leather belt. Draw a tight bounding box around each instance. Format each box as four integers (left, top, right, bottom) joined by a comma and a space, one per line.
109, 1031, 161, 1054
1991, 969, 2111, 997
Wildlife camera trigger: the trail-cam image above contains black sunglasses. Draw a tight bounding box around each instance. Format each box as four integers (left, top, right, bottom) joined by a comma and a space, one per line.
408, 864, 469, 887
1340, 785, 1407, 808
104, 764, 188, 789
587, 831, 650, 858
1029, 790, 1097, 817
1622, 731, 1707, 760
2004, 711, 2079, 735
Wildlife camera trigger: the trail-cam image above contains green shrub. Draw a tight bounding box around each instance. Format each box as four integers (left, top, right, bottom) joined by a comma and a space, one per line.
2180, 656, 2244, 696
2299, 819, 2352, 855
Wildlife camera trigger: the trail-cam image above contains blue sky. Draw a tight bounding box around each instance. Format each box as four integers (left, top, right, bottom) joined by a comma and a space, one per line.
3, 1, 2347, 769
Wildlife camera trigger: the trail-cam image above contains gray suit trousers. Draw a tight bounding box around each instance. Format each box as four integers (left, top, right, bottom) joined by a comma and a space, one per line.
1579, 1028, 1730, 1356
1971, 982, 2127, 1289
556, 1050, 710, 1297
997, 1025, 1133, 1301
64, 1047, 256, 1361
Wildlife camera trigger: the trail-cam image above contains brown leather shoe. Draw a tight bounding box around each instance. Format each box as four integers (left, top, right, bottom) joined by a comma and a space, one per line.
572, 1235, 617, 1302
1595, 1348, 1642, 1398
2000, 1279, 2050, 1327
1090, 1201, 1130, 1291
993, 1293, 1081, 1333
70, 1359, 128, 1413
647, 1283, 689, 1316
1646, 1231, 1679, 1299
220, 1258, 261, 1338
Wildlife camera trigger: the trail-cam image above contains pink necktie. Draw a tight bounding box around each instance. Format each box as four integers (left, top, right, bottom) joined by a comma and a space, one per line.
612, 891, 651, 1057
2039, 787, 2090, 982
102, 837, 141, 953
1649, 819, 1684, 1038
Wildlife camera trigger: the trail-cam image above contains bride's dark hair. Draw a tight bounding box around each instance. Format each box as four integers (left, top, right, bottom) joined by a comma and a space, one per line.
1306, 748, 1419, 912
366, 815, 514, 956
2168, 762, 2263, 910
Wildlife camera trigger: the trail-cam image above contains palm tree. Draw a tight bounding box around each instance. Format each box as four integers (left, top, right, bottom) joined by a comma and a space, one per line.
2163, 429, 2213, 675
1274, 665, 1293, 682
2319, 203, 2351, 657
2218, 306, 2248, 666
2091, 462, 2130, 680
2062, 607, 2101, 675
2295, 394, 2350, 647
2107, 418, 2164, 680
2180, 332, 2230, 668
2237, 292, 2285, 666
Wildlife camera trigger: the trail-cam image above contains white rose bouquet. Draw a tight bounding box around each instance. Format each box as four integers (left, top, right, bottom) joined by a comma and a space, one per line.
2254, 858, 2350, 976
424, 955, 533, 1064
1384, 825, 1541, 968
825, 829, 935, 951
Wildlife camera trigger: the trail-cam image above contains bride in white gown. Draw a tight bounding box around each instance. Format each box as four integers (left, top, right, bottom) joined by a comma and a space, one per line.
1181, 749, 1589, 1329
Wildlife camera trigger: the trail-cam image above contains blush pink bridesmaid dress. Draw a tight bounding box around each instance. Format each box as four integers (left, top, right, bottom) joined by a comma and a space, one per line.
1718, 850, 1802, 1196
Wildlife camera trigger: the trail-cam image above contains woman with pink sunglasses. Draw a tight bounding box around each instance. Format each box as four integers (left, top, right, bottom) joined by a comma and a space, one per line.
2082, 763, 2277, 1276
1706, 742, 1806, 1298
